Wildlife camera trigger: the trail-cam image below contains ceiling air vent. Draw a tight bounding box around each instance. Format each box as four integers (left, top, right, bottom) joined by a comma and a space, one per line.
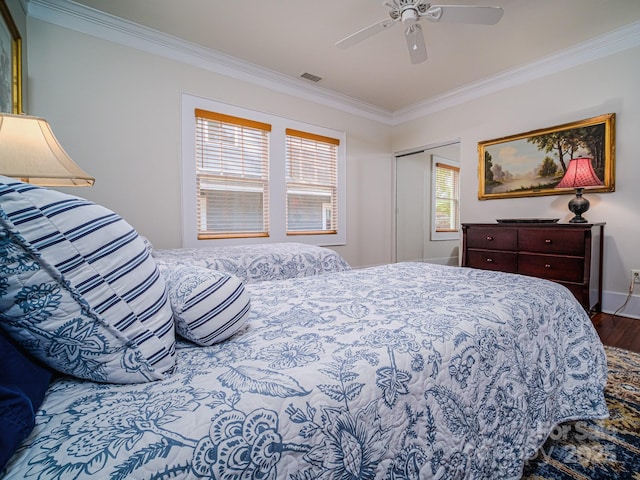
300, 72, 322, 83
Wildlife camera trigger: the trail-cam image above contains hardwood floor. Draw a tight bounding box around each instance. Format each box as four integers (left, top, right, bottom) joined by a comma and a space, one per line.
592, 312, 640, 353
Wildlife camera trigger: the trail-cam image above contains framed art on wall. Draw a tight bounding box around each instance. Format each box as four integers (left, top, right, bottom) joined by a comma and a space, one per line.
0, 0, 21, 114
477, 113, 615, 200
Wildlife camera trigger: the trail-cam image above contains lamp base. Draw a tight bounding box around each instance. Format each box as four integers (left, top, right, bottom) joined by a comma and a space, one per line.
568, 188, 590, 223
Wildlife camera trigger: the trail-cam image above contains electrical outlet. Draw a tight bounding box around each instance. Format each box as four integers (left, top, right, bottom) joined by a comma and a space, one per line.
633, 269, 640, 284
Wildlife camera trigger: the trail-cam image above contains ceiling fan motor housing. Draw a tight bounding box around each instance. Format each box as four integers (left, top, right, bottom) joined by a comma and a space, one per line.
400, 7, 418, 26
388, 0, 428, 20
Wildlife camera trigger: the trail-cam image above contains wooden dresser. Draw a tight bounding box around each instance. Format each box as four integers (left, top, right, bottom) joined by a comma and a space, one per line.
461, 222, 604, 313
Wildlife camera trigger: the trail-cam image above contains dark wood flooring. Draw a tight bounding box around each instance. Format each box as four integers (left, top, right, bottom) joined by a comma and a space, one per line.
592, 312, 640, 353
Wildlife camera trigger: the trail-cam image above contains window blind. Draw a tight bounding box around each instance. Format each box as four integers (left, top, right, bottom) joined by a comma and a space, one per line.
434, 162, 460, 232
285, 129, 339, 235
195, 109, 271, 239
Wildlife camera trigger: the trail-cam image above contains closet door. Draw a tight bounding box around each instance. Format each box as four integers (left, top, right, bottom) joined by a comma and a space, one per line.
395, 143, 460, 264
396, 152, 429, 262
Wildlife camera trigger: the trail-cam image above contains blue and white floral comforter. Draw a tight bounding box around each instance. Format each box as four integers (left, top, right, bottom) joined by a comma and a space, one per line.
152, 242, 351, 283
3, 263, 608, 479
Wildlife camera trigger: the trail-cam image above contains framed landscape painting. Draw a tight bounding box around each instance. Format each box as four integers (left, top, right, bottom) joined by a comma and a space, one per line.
477, 113, 615, 200
0, 0, 21, 114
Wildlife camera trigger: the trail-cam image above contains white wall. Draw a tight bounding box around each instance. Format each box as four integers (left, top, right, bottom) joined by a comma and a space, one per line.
26, 17, 394, 269
392, 46, 640, 318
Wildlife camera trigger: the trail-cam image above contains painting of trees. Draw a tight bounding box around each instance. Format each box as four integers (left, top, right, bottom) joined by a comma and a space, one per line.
539, 157, 558, 177
477, 113, 614, 199
527, 123, 606, 178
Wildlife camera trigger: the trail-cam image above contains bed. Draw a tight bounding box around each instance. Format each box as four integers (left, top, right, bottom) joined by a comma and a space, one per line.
151, 242, 352, 284
0, 177, 609, 479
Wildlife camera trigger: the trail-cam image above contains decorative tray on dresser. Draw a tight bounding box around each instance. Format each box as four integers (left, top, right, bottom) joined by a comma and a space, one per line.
461, 222, 604, 313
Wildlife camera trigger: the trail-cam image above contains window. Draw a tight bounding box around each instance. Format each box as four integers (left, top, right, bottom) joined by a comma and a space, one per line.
285, 129, 339, 235
431, 156, 460, 241
195, 109, 270, 239
181, 94, 346, 247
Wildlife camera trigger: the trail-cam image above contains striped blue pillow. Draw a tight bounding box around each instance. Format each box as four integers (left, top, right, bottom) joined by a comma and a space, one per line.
0, 177, 176, 383
163, 266, 250, 346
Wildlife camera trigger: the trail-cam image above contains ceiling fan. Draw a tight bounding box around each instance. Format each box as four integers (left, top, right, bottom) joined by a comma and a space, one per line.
336, 1, 504, 64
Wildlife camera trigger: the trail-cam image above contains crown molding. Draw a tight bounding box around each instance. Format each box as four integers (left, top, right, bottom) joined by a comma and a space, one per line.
392, 20, 640, 125
27, 0, 394, 124
27, 0, 640, 126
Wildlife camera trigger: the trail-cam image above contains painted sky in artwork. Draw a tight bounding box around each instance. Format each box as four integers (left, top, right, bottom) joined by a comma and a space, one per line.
485, 138, 552, 178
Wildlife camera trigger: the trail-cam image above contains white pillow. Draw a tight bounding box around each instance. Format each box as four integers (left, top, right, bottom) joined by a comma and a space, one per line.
0, 177, 176, 384
163, 266, 251, 346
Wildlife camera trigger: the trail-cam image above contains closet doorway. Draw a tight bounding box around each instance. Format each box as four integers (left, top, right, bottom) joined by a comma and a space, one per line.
395, 141, 460, 265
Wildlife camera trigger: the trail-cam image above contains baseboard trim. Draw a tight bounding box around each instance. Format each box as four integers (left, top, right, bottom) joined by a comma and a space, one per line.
602, 290, 640, 320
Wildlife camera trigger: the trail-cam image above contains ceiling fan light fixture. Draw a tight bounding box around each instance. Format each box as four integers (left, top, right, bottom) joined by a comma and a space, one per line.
400, 7, 418, 26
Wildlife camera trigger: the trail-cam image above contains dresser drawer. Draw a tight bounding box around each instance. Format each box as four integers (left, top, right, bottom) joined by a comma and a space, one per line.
461, 222, 604, 313
518, 253, 584, 283
518, 229, 585, 255
466, 250, 517, 273
465, 227, 517, 250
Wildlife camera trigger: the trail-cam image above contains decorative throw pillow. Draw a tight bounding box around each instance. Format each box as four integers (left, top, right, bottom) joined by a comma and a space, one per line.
139, 235, 154, 254
0, 177, 175, 384
0, 329, 52, 472
163, 266, 251, 346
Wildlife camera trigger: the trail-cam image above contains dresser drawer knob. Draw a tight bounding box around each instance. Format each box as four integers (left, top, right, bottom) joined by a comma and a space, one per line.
486, 236, 493, 241
545, 264, 551, 268
486, 258, 493, 263
545, 239, 552, 244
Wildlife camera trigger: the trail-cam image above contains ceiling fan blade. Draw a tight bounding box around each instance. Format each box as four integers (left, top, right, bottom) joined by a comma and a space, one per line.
405, 24, 427, 64
336, 18, 398, 49
424, 5, 504, 25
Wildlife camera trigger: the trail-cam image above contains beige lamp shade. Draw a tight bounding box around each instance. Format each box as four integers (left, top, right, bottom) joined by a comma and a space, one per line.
0, 113, 95, 187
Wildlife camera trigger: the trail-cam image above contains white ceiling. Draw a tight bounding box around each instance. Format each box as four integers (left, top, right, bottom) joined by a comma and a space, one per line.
62, 0, 640, 113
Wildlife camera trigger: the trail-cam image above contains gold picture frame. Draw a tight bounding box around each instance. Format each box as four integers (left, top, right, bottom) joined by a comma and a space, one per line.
478, 113, 615, 200
0, 0, 22, 114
